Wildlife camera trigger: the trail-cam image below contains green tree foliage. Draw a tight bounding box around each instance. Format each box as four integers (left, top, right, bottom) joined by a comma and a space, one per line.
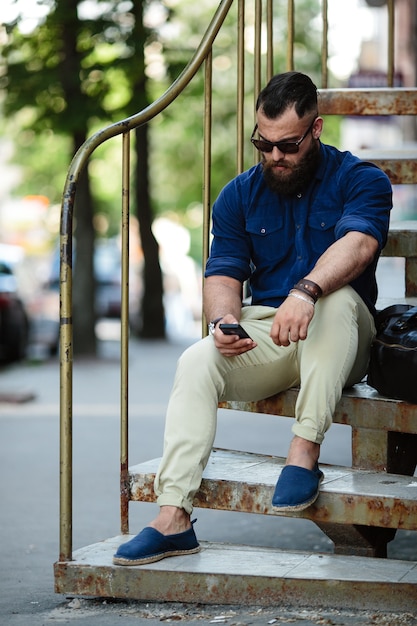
1, 0, 167, 346
2, 0, 102, 353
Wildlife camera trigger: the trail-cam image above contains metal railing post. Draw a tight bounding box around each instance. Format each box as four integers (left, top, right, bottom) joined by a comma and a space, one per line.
120, 131, 131, 534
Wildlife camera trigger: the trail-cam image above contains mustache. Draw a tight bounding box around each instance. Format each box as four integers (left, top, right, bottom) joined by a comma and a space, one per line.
262, 156, 293, 170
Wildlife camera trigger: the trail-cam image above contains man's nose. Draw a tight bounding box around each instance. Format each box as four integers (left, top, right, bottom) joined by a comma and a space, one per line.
271, 145, 285, 160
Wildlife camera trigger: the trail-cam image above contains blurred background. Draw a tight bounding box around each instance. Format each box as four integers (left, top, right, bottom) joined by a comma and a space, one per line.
0, 0, 416, 364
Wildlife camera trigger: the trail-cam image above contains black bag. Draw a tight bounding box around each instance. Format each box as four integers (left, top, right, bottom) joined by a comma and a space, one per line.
367, 304, 417, 403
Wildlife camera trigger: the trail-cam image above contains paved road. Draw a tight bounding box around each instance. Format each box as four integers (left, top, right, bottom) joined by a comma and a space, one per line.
0, 330, 416, 625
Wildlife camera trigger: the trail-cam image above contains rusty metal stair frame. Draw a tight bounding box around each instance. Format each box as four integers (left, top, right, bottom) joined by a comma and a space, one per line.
54, 539, 417, 612
128, 449, 417, 530
55, 0, 417, 607
219, 383, 417, 474
382, 221, 417, 296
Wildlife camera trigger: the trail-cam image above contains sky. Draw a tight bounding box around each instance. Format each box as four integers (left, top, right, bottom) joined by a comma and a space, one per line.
0, 0, 51, 35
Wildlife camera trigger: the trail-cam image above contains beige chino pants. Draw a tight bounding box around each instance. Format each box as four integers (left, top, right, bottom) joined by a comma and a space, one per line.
154, 285, 375, 514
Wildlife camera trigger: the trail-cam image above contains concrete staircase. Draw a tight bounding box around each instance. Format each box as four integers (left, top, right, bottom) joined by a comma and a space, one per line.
55, 444, 417, 610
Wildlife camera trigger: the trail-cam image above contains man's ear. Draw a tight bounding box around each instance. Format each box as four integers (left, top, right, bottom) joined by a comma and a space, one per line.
313, 117, 324, 139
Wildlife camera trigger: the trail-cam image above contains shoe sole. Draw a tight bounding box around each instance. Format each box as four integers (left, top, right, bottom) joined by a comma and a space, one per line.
113, 545, 201, 566
272, 489, 320, 513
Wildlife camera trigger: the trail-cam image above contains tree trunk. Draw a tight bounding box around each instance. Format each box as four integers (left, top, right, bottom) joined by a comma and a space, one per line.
72, 137, 97, 355
129, 0, 165, 339
134, 124, 165, 338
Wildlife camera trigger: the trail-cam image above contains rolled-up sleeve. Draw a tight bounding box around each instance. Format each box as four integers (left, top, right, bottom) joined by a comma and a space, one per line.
334, 160, 392, 250
205, 179, 252, 283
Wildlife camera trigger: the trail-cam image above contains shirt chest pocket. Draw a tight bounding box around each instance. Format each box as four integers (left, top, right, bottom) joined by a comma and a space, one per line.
308, 211, 339, 255
246, 215, 290, 264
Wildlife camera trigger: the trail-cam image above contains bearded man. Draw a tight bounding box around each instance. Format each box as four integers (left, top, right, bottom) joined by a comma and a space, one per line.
114, 71, 392, 566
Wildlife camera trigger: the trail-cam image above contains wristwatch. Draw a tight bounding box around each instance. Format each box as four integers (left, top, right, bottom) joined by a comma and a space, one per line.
208, 316, 224, 335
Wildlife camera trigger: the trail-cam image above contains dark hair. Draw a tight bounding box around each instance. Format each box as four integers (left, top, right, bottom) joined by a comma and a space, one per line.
256, 71, 318, 119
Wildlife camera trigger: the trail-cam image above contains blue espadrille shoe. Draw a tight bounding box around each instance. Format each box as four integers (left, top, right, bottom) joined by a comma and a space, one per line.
272, 464, 324, 512
113, 520, 200, 566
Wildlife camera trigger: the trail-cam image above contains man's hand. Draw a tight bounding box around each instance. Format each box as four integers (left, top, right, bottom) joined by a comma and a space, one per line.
213, 315, 257, 357
270, 296, 314, 346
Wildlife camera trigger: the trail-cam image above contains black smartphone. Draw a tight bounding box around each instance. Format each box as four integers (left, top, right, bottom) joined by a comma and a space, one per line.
219, 323, 252, 340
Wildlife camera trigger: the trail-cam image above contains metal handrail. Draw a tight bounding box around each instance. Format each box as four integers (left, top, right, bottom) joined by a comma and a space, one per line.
59, 0, 234, 562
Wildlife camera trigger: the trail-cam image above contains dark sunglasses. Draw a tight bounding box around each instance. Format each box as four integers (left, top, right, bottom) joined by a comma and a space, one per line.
251, 116, 317, 154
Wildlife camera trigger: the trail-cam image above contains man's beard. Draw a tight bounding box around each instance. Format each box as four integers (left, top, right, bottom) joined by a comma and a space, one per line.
262, 139, 321, 196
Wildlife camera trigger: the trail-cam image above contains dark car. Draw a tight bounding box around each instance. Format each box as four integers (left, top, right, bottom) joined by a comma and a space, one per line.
0, 260, 30, 363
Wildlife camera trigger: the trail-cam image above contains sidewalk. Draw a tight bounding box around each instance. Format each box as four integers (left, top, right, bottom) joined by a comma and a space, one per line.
0, 332, 416, 625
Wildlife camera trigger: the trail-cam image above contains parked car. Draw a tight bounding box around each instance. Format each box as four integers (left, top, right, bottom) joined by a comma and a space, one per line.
45, 238, 142, 320
0, 259, 30, 363
27, 238, 143, 356
92, 239, 129, 319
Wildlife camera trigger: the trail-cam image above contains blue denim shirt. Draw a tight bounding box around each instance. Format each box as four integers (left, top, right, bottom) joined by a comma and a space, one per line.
205, 143, 392, 316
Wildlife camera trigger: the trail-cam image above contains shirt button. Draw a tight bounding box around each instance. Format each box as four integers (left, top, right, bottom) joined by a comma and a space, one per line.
260, 228, 266, 234
297, 193, 302, 198
321, 222, 326, 228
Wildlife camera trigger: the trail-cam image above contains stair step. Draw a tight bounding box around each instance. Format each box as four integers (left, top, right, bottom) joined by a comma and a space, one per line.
357, 152, 417, 184
54, 537, 417, 611
384, 219, 417, 256
129, 449, 417, 530
219, 382, 417, 434
319, 88, 417, 116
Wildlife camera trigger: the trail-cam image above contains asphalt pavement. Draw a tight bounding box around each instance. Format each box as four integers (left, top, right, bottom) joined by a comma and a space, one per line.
0, 324, 416, 625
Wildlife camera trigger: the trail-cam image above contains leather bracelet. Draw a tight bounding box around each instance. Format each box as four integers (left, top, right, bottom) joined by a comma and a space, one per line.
288, 290, 315, 306
293, 284, 318, 302
293, 279, 322, 303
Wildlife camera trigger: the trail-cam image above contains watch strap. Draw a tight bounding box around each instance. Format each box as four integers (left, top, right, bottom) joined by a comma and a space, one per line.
208, 316, 224, 334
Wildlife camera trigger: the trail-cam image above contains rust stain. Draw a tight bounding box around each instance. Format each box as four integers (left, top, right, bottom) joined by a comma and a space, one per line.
53, 561, 417, 611
319, 89, 417, 116
220, 384, 417, 435
374, 160, 417, 185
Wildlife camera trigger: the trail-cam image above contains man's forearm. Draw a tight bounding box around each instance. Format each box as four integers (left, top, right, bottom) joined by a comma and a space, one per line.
203, 275, 243, 323
305, 232, 379, 296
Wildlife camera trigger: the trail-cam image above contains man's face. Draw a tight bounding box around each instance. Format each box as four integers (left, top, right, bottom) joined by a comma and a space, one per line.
255, 106, 323, 196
